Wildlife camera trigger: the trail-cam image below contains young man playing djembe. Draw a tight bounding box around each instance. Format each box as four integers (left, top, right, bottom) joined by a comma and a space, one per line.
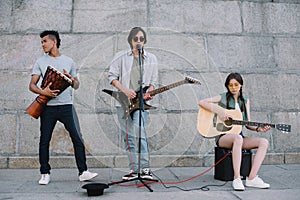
28, 30, 97, 185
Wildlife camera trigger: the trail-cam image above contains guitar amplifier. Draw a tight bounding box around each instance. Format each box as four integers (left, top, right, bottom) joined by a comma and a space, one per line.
214, 147, 252, 181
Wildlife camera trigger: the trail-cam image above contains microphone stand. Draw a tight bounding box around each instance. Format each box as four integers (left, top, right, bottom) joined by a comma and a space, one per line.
108, 45, 157, 192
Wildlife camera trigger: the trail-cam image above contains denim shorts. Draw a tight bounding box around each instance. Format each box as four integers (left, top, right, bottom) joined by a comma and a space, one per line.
215, 132, 245, 146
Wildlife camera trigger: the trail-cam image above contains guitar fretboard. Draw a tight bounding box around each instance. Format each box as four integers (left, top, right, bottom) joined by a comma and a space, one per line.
149, 80, 186, 96
232, 120, 275, 128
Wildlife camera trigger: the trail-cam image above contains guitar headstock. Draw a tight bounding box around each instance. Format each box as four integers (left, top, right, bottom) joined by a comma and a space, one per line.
184, 76, 201, 85
276, 124, 291, 133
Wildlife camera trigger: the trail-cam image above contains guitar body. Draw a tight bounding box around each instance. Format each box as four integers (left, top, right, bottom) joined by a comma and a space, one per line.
197, 108, 243, 138
197, 107, 291, 137
102, 88, 156, 119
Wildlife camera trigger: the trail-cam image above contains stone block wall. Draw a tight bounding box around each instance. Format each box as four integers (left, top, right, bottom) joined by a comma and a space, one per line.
0, 0, 299, 169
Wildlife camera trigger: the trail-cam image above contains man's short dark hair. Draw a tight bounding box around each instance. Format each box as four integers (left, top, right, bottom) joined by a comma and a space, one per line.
40, 30, 61, 48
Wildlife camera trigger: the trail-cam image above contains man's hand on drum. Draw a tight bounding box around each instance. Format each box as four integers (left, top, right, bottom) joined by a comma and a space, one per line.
63, 69, 74, 82
43, 82, 60, 98
63, 69, 78, 89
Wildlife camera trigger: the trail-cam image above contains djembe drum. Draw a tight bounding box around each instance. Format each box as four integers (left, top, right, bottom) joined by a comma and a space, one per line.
26, 66, 72, 119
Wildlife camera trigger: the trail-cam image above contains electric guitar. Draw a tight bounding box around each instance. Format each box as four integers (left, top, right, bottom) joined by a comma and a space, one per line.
103, 76, 201, 119
197, 107, 291, 138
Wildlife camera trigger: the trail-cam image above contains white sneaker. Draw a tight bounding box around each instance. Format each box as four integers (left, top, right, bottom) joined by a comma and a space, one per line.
38, 174, 50, 185
122, 170, 138, 180
245, 176, 270, 189
232, 177, 245, 191
141, 168, 153, 179
79, 170, 98, 182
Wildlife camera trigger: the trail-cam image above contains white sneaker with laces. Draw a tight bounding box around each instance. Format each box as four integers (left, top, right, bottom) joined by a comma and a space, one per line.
245, 176, 270, 189
39, 174, 50, 185
79, 170, 98, 182
141, 168, 153, 179
232, 177, 245, 191
122, 170, 138, 180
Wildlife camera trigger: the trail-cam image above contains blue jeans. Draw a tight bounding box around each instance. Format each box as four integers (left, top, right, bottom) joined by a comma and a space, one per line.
39, 105, 87, 174
116, 107, 150, 172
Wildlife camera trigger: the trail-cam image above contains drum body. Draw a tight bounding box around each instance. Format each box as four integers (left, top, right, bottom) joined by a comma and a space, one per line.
26, 66, 72, 119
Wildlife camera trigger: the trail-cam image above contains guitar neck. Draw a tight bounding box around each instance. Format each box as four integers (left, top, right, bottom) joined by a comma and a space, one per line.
149, 80, 186, 96
232, 120, 276, 128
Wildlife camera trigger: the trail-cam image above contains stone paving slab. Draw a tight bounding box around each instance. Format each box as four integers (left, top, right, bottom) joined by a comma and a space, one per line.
0, 164, 299, 200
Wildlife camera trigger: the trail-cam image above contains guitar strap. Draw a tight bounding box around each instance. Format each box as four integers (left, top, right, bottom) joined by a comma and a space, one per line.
243, 100, 248, 121
219, 93, 249, 121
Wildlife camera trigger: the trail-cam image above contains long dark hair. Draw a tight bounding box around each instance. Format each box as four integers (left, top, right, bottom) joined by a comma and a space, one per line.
127, 27, 147, 49
224, 73, 246, 112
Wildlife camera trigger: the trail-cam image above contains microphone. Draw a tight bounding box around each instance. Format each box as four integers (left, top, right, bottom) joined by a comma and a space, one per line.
136, 44, 142, 52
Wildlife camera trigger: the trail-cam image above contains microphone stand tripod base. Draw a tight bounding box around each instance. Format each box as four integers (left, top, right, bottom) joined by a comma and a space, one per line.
108, 173, 159, 192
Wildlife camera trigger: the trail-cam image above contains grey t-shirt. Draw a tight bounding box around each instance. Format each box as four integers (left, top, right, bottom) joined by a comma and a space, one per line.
31, 54, 77, 106
129, 57, 140, 90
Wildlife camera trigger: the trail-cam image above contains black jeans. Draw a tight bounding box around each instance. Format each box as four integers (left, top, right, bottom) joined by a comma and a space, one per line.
39, 104, 87, 174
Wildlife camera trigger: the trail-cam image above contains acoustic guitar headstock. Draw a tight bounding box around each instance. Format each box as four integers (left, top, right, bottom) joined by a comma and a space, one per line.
276, 124, 291, 133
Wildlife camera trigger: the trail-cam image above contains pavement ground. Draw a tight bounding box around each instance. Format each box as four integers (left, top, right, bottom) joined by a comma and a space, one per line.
0, 164, 299, 200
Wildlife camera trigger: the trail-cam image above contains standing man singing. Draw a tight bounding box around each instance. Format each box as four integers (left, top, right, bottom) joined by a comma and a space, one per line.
108, 27, 158, 180
29, 30, 98, 185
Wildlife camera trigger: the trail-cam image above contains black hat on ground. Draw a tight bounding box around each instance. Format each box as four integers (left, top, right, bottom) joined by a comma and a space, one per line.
82, 183, 109, 196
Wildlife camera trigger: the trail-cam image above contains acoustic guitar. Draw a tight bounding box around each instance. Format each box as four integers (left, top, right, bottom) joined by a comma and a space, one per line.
197, 107, 291, 138
103, 76, 201, 119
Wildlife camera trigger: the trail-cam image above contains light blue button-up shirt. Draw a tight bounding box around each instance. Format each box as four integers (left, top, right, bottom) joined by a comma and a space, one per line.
108, 49, 158, 107
108, 49, 158, 87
